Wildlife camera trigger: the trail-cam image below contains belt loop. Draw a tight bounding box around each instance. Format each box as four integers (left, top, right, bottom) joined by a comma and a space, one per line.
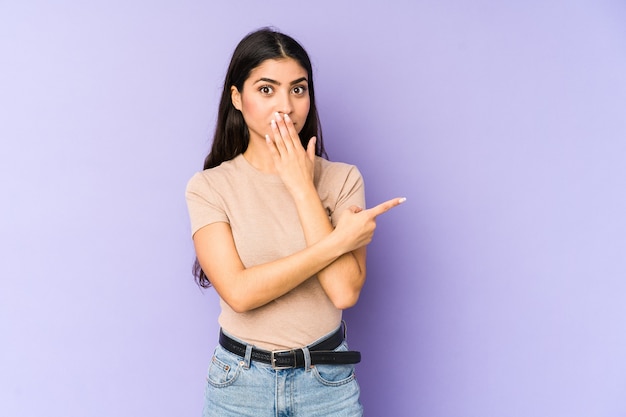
341, 319, 347, 340
243, 344, 253, 369
302, 346, 312, 371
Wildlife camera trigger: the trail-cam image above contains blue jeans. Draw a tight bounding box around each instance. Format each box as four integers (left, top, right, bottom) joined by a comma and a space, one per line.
202, 330, 363, 417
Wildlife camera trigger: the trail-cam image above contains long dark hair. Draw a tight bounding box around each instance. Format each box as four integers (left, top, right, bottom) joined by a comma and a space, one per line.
193, 28, 328, 288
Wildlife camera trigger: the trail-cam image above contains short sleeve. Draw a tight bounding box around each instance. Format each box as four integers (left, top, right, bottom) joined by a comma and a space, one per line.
185, 172, 229, 237
329, 165, 366, 227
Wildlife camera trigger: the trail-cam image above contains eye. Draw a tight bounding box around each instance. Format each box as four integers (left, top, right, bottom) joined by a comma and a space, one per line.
292, 85, 308, 96
259, 85, 273, 95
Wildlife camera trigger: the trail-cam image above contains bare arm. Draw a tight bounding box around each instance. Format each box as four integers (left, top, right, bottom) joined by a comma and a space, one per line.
193, 197, 403, 313
290, 185, 366, 310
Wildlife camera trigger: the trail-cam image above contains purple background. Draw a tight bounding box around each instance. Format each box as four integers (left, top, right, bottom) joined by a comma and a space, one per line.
2, 1, 626, 416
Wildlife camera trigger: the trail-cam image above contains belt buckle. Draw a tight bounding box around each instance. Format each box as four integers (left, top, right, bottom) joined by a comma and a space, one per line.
270, 349, 296, 370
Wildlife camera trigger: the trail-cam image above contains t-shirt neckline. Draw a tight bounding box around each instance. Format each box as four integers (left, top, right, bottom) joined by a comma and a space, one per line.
235, 154, 284, 184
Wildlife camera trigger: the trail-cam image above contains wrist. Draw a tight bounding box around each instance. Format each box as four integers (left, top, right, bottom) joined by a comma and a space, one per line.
289, 182, 319, 203
325, 228, 350, 258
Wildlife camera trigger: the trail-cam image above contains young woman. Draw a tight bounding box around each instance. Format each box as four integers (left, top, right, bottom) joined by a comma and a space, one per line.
186, 28, 405, 417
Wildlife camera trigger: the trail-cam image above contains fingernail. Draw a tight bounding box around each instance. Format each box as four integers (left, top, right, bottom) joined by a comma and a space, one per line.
265, 134, 271, 143
399, 197, 407, 203
284, 114, 290, 121
275, 112, 281, 119
271, 119, 276, 127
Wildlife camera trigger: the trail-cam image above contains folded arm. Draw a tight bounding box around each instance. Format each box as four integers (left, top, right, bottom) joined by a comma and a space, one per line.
193, 196, 403, 313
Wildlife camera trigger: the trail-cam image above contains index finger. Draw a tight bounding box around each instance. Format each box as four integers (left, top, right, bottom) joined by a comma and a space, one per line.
367, 197, 407, 217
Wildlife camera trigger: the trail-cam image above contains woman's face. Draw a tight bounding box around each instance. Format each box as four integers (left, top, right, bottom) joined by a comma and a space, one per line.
231, 58, 311, 144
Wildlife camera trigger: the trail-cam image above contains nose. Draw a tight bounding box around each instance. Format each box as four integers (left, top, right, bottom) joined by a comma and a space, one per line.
276, 92, 293, 115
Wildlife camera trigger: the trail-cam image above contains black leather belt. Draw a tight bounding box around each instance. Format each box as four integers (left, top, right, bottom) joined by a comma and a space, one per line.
219, 327, 361, 369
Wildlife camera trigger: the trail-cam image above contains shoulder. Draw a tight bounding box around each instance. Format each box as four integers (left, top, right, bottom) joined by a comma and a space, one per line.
315, 157, 361, 176
315, 157, 363, 184
186, 157, 240, 193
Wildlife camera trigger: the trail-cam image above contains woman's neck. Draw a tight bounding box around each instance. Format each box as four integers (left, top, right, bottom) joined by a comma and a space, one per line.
242, 140, 276, 173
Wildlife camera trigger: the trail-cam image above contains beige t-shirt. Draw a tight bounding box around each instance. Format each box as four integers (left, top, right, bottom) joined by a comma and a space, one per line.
185, 154, 365, 350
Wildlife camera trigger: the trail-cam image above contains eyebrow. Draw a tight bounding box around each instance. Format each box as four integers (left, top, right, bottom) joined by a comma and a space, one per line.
253, 77, 308, 86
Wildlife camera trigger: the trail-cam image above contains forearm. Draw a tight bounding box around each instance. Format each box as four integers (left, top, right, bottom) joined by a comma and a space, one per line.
291, 185, 366, 308
196, 223, 348, 313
